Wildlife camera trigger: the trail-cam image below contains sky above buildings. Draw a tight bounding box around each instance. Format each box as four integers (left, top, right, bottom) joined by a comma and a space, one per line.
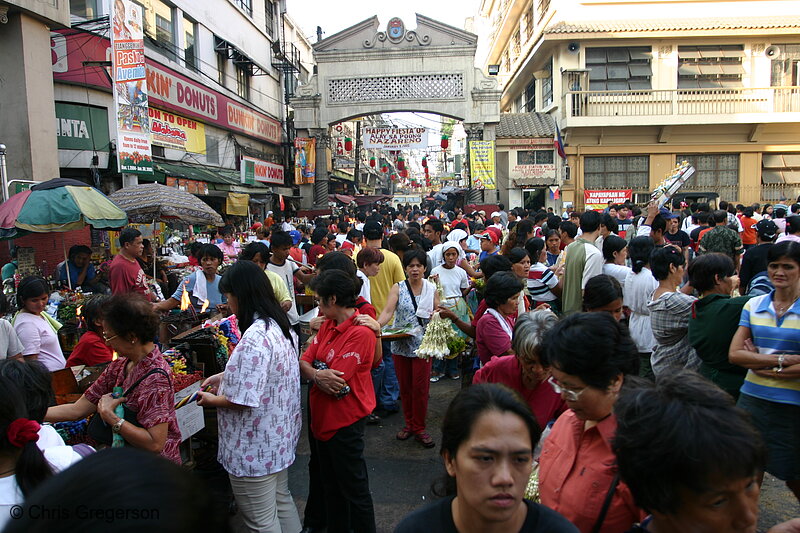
288, 0, 481, 44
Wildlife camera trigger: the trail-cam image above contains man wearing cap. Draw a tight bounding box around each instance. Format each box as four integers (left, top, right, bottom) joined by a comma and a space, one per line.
489, 211, 504, 231
562, 210, 604, 315
740, 219, 778, 292
478, 228, 500, 261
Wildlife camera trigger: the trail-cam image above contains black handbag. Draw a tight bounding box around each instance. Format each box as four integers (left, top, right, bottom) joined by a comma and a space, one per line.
86, 368, 171, 446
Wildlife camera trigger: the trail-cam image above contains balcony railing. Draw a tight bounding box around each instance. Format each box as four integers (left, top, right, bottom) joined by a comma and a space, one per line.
565, 87, 800, 118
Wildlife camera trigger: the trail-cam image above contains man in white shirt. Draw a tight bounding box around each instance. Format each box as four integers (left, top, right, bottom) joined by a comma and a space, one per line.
489, 212, 504, 231
423, 218, 446, 270
266, 230, 314, 330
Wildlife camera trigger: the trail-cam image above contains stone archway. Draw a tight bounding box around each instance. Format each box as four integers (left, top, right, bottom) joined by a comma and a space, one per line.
290, 14, 501, 208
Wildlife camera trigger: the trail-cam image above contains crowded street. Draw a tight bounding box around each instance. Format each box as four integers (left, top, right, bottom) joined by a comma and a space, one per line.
1, 0, 800, 531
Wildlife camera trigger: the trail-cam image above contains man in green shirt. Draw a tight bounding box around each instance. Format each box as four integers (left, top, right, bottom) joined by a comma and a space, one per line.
1, 247, 17, 281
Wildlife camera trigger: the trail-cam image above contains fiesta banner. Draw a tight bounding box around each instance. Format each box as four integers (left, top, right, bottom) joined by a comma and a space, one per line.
149, 108, 206, 154
469, 140, 496, 190
294, 137, 316, 184
111, 0, 152, 174
584, 189, 632, 211
363, 127, 428, 150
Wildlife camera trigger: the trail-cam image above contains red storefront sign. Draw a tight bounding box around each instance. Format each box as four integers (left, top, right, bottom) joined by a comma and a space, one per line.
51, 30, 281, 145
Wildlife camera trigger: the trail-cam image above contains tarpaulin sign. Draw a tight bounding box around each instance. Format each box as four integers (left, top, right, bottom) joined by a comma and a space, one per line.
584, 189, 632, 211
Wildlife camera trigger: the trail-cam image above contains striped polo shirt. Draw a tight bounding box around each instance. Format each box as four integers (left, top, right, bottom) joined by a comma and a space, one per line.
739, 291, 800, 406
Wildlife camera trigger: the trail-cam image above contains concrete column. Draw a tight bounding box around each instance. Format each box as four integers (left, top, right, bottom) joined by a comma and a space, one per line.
0, 12, 60, 183
739, 152, 761, 205
311, 128, 330, 209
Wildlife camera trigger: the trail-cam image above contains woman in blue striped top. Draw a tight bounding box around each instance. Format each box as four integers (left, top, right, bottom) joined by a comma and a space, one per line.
729, 240, 800, 502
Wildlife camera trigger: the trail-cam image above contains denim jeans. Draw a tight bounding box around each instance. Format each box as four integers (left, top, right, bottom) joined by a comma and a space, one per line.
432, 357, 459, 377
371, 340, 399, 411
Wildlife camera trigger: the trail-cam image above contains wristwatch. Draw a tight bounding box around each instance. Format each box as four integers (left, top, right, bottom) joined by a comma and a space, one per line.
112, 418, 125, 433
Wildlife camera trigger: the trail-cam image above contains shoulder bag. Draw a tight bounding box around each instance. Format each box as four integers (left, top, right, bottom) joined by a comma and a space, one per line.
86, 368, 171, 446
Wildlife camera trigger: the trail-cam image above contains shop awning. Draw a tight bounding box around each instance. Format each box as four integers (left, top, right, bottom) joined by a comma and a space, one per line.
329, 194, 355, 205
226, 192, 250, 215
353, 194, 392, 206
153, 161, 271, 193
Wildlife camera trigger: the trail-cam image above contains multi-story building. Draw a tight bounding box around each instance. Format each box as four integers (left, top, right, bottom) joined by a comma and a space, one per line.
47, 0, 313, 216
477, 0, 800, 210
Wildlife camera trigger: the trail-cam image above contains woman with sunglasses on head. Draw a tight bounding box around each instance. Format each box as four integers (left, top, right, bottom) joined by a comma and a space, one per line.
45, 295, 181, 463
538, 312, 646, 533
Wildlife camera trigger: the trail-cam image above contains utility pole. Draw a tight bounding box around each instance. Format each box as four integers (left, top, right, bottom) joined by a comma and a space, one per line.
0, 144, 8, 202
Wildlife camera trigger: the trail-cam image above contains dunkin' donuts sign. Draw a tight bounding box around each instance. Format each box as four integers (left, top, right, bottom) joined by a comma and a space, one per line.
52, 29, 281, 146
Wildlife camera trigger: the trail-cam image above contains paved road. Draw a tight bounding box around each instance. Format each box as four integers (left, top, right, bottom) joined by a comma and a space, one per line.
287, 377, 799, 533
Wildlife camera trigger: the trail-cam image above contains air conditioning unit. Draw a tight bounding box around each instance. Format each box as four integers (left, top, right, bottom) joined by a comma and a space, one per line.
567, 42, 580, 54
765, 45, 781, 59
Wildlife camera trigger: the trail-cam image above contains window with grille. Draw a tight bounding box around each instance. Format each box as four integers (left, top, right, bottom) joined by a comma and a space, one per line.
154, 1, 173, 44
678, 45, 744, 89
523, 10, 533, 42
236, 65, 250, 100
586, 47, 652, 90
537, 0, 551, 21
770, 44, 800, 86
676, 154, 739, 197
518, 150, 554, 165
584, 156, 649, 190
265, 0, 275, 39
231, 0, 253, 16
541, 58, 553, 106
206, 134, 220, 164
183, 17, 197, 70
511, 31, 521, 59
217, 49, 227, 86
523, 80, 536, 112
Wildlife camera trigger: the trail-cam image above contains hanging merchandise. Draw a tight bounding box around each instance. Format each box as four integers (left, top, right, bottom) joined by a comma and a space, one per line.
344, 137, 353, 152
441, 135, 449, 149
369, 156, 376, 168
397, 156, 405, 171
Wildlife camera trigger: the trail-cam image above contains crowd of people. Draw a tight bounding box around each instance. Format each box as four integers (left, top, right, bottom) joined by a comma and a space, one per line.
0, 198, 799, 532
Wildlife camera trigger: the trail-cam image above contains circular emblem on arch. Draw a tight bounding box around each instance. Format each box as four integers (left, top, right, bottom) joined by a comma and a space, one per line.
386, 17, 405, 42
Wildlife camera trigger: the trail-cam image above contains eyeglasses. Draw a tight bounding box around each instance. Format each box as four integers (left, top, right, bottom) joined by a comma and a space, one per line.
102, 333, 119, 343
547, 376, 587, 402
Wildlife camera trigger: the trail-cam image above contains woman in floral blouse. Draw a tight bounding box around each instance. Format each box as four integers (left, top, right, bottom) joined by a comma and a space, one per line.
197, 260, 301, 533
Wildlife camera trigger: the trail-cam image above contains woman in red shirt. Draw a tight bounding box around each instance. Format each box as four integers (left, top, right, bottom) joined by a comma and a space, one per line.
300, 269, 378, 533
538, 312, 645, 533
66, 295, 114, 367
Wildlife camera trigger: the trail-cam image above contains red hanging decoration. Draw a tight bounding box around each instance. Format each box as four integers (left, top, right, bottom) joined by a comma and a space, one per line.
426, 178, 431, 187
400, 169, 408, 178
441, 135, 449, 149
397, 157, 405, 171
369, 157, 376, 168
344, 137, 353, 152
421, 156, 428, 168
381, 165, 388, 173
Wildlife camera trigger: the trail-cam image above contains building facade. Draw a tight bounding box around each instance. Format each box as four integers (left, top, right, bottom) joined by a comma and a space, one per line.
21, 0, 313, 217
477, 0, 800, 209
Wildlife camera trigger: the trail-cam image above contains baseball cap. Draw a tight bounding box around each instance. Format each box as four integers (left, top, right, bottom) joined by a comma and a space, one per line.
755, 219, 778, 239
658, 207, 679, 220
289, 230, 302, 245
479, 231, 499, 245
363, 220, 383, 240
491, 211, 501, 218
